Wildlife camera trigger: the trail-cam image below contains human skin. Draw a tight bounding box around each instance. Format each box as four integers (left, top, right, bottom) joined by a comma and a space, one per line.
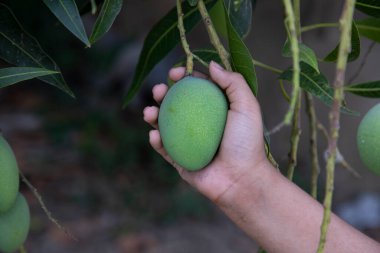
143, 61, 380, 253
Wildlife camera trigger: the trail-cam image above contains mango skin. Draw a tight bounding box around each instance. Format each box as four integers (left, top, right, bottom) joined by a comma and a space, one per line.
0, 194, 30, 253
357, 103, 380, 175
0, 135, 20, 213
158, 76, 228, 171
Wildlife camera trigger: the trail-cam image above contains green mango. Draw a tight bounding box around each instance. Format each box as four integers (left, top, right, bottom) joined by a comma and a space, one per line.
357, 103, 380, 175
0, 135, 20, 213
0, 194, 30, 253
158, 76, 228, 171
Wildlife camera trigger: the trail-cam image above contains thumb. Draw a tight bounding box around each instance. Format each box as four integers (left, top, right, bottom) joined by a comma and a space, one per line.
209, 61, 258, 111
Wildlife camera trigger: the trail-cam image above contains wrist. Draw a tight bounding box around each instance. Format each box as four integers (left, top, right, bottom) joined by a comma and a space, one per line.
214, 159, 277, 210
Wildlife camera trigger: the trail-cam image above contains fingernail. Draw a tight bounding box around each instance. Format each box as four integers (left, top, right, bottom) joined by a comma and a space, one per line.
211, 61, 224, 71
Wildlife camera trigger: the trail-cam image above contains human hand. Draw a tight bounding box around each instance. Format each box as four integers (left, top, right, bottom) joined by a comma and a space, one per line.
143, 61, 269, 203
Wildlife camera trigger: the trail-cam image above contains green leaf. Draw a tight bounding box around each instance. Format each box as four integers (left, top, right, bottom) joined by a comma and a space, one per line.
224, 2, 258, 96
356, 0, 380, 18
356, 18, 380, 43
192, 49, 222, 64
122, 0, 217, 107
0, 67, 58, 89
324, 22, 360, 62
282, 40, 320, 73
0, 4, 74, 97
187, 0, 199, 6
345, 81, 380, 98
279, 62, 358, 115
224, 0, 252, 38
89, 0, 123, 44
43, 0, 90, 47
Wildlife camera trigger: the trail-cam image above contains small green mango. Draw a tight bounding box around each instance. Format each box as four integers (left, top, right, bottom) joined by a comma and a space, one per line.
0, 194, 30, 253
158, 76, 228, 171
0, 135, 20, 213
357, 103, 380, 175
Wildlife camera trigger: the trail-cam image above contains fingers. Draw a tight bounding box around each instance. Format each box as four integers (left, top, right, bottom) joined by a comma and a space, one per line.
152, 84, 168, 104
149, 130, 168, 157
143, 106, 159, 129
169, 67, 208, 82
149, 130, 193, 182
209, 61, 259, 111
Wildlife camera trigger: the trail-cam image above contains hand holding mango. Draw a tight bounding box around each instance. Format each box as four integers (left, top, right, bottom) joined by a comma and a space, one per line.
143, 61, 267, 201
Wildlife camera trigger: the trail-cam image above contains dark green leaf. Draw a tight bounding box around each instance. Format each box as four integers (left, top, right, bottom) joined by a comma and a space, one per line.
356, 0, 380, 18
224, 2, 258, 96
89, 0, 123, 44
122, 0, 217, 107
43, 0, 90, 47
0, 67, 58, 89
282, 40, 320, 73
345, 80, 380, 97
324, 22, 360, 62
187, 0, 199, 6
192, 49, 222, 65
224, 0, 252, 38
279, 62, 358, 115
356, 18, 380, 43
0, 4, 74, 97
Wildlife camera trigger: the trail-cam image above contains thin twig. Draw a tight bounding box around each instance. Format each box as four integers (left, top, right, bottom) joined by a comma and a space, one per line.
287, 91, 302, 180
348, 41, 376, 84
317, 1, 356, 252
197, 0, 232, 71
282, 0, 300, 125
20, 171, 78, 241
305, 93, 321, 199
268, 122, 287, 136
252, 59, 282, 74
192, 53, 209, 68
301, 22, 339, 33
177, 0, 194, 75
279, 80, 291, 102
318, 123, 360, 178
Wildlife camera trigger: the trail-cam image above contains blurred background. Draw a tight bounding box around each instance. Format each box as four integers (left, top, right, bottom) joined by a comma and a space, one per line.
0, 0, 379, 252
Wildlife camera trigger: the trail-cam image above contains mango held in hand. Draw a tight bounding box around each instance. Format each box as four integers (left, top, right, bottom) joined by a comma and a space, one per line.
357, 103, 380, 175
0, 135, 20, 213
0, 194, 30, 253
158, 76, 228, 171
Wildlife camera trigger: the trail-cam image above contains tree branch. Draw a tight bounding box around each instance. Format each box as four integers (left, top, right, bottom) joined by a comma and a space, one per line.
177, 0, 193, 75
317, 1, 356, 252
197, 0, 231, 71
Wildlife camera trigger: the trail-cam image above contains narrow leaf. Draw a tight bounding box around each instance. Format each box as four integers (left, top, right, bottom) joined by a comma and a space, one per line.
224, 2, 258, 95
89, 0, 123, 44
324, 22, 360, 62
122, 0, 217, 107
345, 81, 380, 98
0, 67, 58, 88
356, 0, 380, 18
224, 0, 253, 38
279, 62, 358, 115
282, 40, 320, 73
356, 18, 380, 43
43, 0, 90, 47
0, 4, 74, 97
